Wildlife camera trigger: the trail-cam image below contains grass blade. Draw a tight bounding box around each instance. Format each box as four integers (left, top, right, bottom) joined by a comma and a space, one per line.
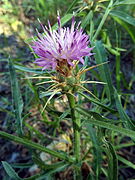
114, 0, 135, 6
103, 140, 118, 180
0, 131, 73, 162
14, 64, 55, 74
76, 107, 135, 139
81, 11, 93, 29
112, 17, 135, 43
114, 88, 135, 130
86, 124, 102, 180
78, 92, 116, 113
117, 155, 135, 169
36, 164, 69, 180
65, 0, 79, 14
8, 58, 23, 136
92, 41, 115, 105
110, 10, 135, 26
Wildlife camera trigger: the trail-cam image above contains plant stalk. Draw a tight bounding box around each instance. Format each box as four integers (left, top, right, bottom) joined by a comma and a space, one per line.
92, 0, 113, 41
67, 93, 81, 179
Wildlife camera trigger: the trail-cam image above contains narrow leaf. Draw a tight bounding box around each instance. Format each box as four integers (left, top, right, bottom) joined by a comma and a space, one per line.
8, 58, 23, 136
114, 0, 135, 6
102, 141, 118, 180
81, 11, 93, 29
0, 131, 73, 162
77, 106, 119, 124
87, 124, 102, 179
117, 155, 135, 169
110, 10, 135, 26
112, 16, 135, 43
114, 88, 135, 130
93, 41, 115, 105
14, 64, 53, 74
2, 161, 22, 180
76, 107, 135, 139
78, 92, 116, 113
65, 0, 79, 14
36, 164, 69, 180
11, 163, 33, 168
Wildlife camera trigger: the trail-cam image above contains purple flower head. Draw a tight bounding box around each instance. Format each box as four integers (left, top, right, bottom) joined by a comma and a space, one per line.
30, 15, 93, 71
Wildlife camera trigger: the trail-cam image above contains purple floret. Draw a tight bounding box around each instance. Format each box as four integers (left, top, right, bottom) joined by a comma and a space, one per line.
30, 15, 93, 70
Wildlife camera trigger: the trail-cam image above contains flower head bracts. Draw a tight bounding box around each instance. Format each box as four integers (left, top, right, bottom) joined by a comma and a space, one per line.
30, 15, 93, 71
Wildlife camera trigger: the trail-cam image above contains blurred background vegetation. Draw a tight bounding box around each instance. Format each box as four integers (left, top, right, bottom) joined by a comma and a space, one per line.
0, 0, 135, 179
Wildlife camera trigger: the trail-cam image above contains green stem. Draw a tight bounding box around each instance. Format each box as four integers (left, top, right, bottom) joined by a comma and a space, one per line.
67, 93, 81, 179
92, 0, 113, 41
116, 54, 121, 92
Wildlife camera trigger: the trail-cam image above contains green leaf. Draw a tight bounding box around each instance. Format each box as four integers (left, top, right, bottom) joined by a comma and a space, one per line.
114, 142, 135, 150
36, 164, 69, 180
102, 141, 118, 180
24, 122, 45, 139
0, 131, 73, 163
93, 41, 115, 105
104, 45, 120, 56
2, 161, 22, 180
34, 156, 68, 171
81, 11, 93, 29
37, 174, 52, 180
76, 106, 135, 139
78, 92, 116, 113
24, 173, 46, 180
77, 106, 117, 124
65, 0, 79, 14
114, 88, 135, 130
8, 58, 23, 136
117, 155, 135, 169
59, 110, 70, 120
86, 124, 102, 179
11, 163, 33, 168
114, 0, 135, 6
112, 16, 135, 43
92, 0, 113, 41
110, 10, 135, 26
14, 64, 53, 74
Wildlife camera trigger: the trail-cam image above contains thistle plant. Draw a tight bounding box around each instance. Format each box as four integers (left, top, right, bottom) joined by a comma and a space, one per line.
1, 1, 135, 179
28, 14, 106, 179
